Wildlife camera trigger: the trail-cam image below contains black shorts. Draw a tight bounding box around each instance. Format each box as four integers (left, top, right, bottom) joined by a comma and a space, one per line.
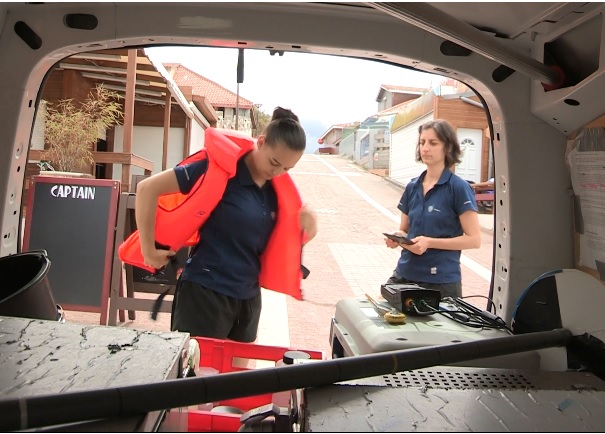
171, 280, 262, 343
386, 270, 462, 299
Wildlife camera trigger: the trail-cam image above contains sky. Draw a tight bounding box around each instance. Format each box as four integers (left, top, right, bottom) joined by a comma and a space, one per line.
146, 46, 438, 153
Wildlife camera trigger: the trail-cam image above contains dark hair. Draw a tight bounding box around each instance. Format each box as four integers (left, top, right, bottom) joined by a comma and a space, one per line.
264, 106, 306, 152
415, 119, 461, 167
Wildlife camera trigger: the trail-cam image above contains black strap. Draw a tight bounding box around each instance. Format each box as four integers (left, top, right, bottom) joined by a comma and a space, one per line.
300, 231, 310, 279
150, 241, 180, 321
301, 264, 310, 279
150, 287, 172, 321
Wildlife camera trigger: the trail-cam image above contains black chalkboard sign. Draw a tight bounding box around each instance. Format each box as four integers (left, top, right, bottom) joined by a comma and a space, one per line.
23, 175, 120, 324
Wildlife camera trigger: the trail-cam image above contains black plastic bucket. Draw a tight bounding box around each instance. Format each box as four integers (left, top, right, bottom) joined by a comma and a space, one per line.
0, 250, 61, 321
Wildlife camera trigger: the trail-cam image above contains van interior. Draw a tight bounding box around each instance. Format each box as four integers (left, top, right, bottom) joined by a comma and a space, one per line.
1, 2, 605, 431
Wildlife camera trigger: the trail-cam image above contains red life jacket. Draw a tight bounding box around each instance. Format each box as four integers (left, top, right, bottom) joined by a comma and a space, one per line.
118, 127, 305, 300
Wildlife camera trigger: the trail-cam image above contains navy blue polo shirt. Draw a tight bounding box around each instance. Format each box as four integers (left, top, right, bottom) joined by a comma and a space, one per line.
174, 154, 277, 300
396, 168, 477, 284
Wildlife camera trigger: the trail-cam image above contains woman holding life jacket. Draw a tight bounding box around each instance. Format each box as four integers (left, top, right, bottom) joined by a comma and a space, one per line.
134, 107, 317, 342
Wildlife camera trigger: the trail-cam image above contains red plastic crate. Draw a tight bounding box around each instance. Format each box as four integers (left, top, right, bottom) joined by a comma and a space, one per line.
187, 337, 325, 432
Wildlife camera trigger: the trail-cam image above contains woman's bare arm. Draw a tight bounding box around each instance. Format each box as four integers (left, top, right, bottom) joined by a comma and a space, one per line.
135, 169, 181, 269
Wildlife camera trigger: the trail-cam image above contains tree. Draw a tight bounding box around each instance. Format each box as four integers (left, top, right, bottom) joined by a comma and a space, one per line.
41, 85, 123, 173
252, 105, 271, 138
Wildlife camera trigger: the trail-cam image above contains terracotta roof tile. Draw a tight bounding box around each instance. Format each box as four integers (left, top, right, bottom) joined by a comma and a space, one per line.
165, 64, 253, 109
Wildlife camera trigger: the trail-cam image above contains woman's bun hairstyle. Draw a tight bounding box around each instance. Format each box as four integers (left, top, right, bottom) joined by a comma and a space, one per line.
264, 106, 305, 152
271, 106, 299, 122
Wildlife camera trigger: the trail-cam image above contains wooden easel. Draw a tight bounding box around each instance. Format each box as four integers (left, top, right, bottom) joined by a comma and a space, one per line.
108, 183, 188, 326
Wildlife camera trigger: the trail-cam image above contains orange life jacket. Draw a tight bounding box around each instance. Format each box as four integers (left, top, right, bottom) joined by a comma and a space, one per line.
118, 127, 305, 300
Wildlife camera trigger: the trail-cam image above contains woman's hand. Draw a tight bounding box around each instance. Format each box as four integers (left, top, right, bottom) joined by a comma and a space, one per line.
142, 246, 176, 270
299, 205, 318, 244
385, 231, 404, 249
406, 236, 430, 255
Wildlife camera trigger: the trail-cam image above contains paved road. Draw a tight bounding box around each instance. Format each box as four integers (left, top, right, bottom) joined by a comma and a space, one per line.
277, 154, 493, 357
66, 154, 494, 359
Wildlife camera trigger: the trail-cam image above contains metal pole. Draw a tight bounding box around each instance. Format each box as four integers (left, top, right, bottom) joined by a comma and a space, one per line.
235, 82, 239, 131
0, 328, 572, 431
235, 48, 244, 131
367, 2, 561, 85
